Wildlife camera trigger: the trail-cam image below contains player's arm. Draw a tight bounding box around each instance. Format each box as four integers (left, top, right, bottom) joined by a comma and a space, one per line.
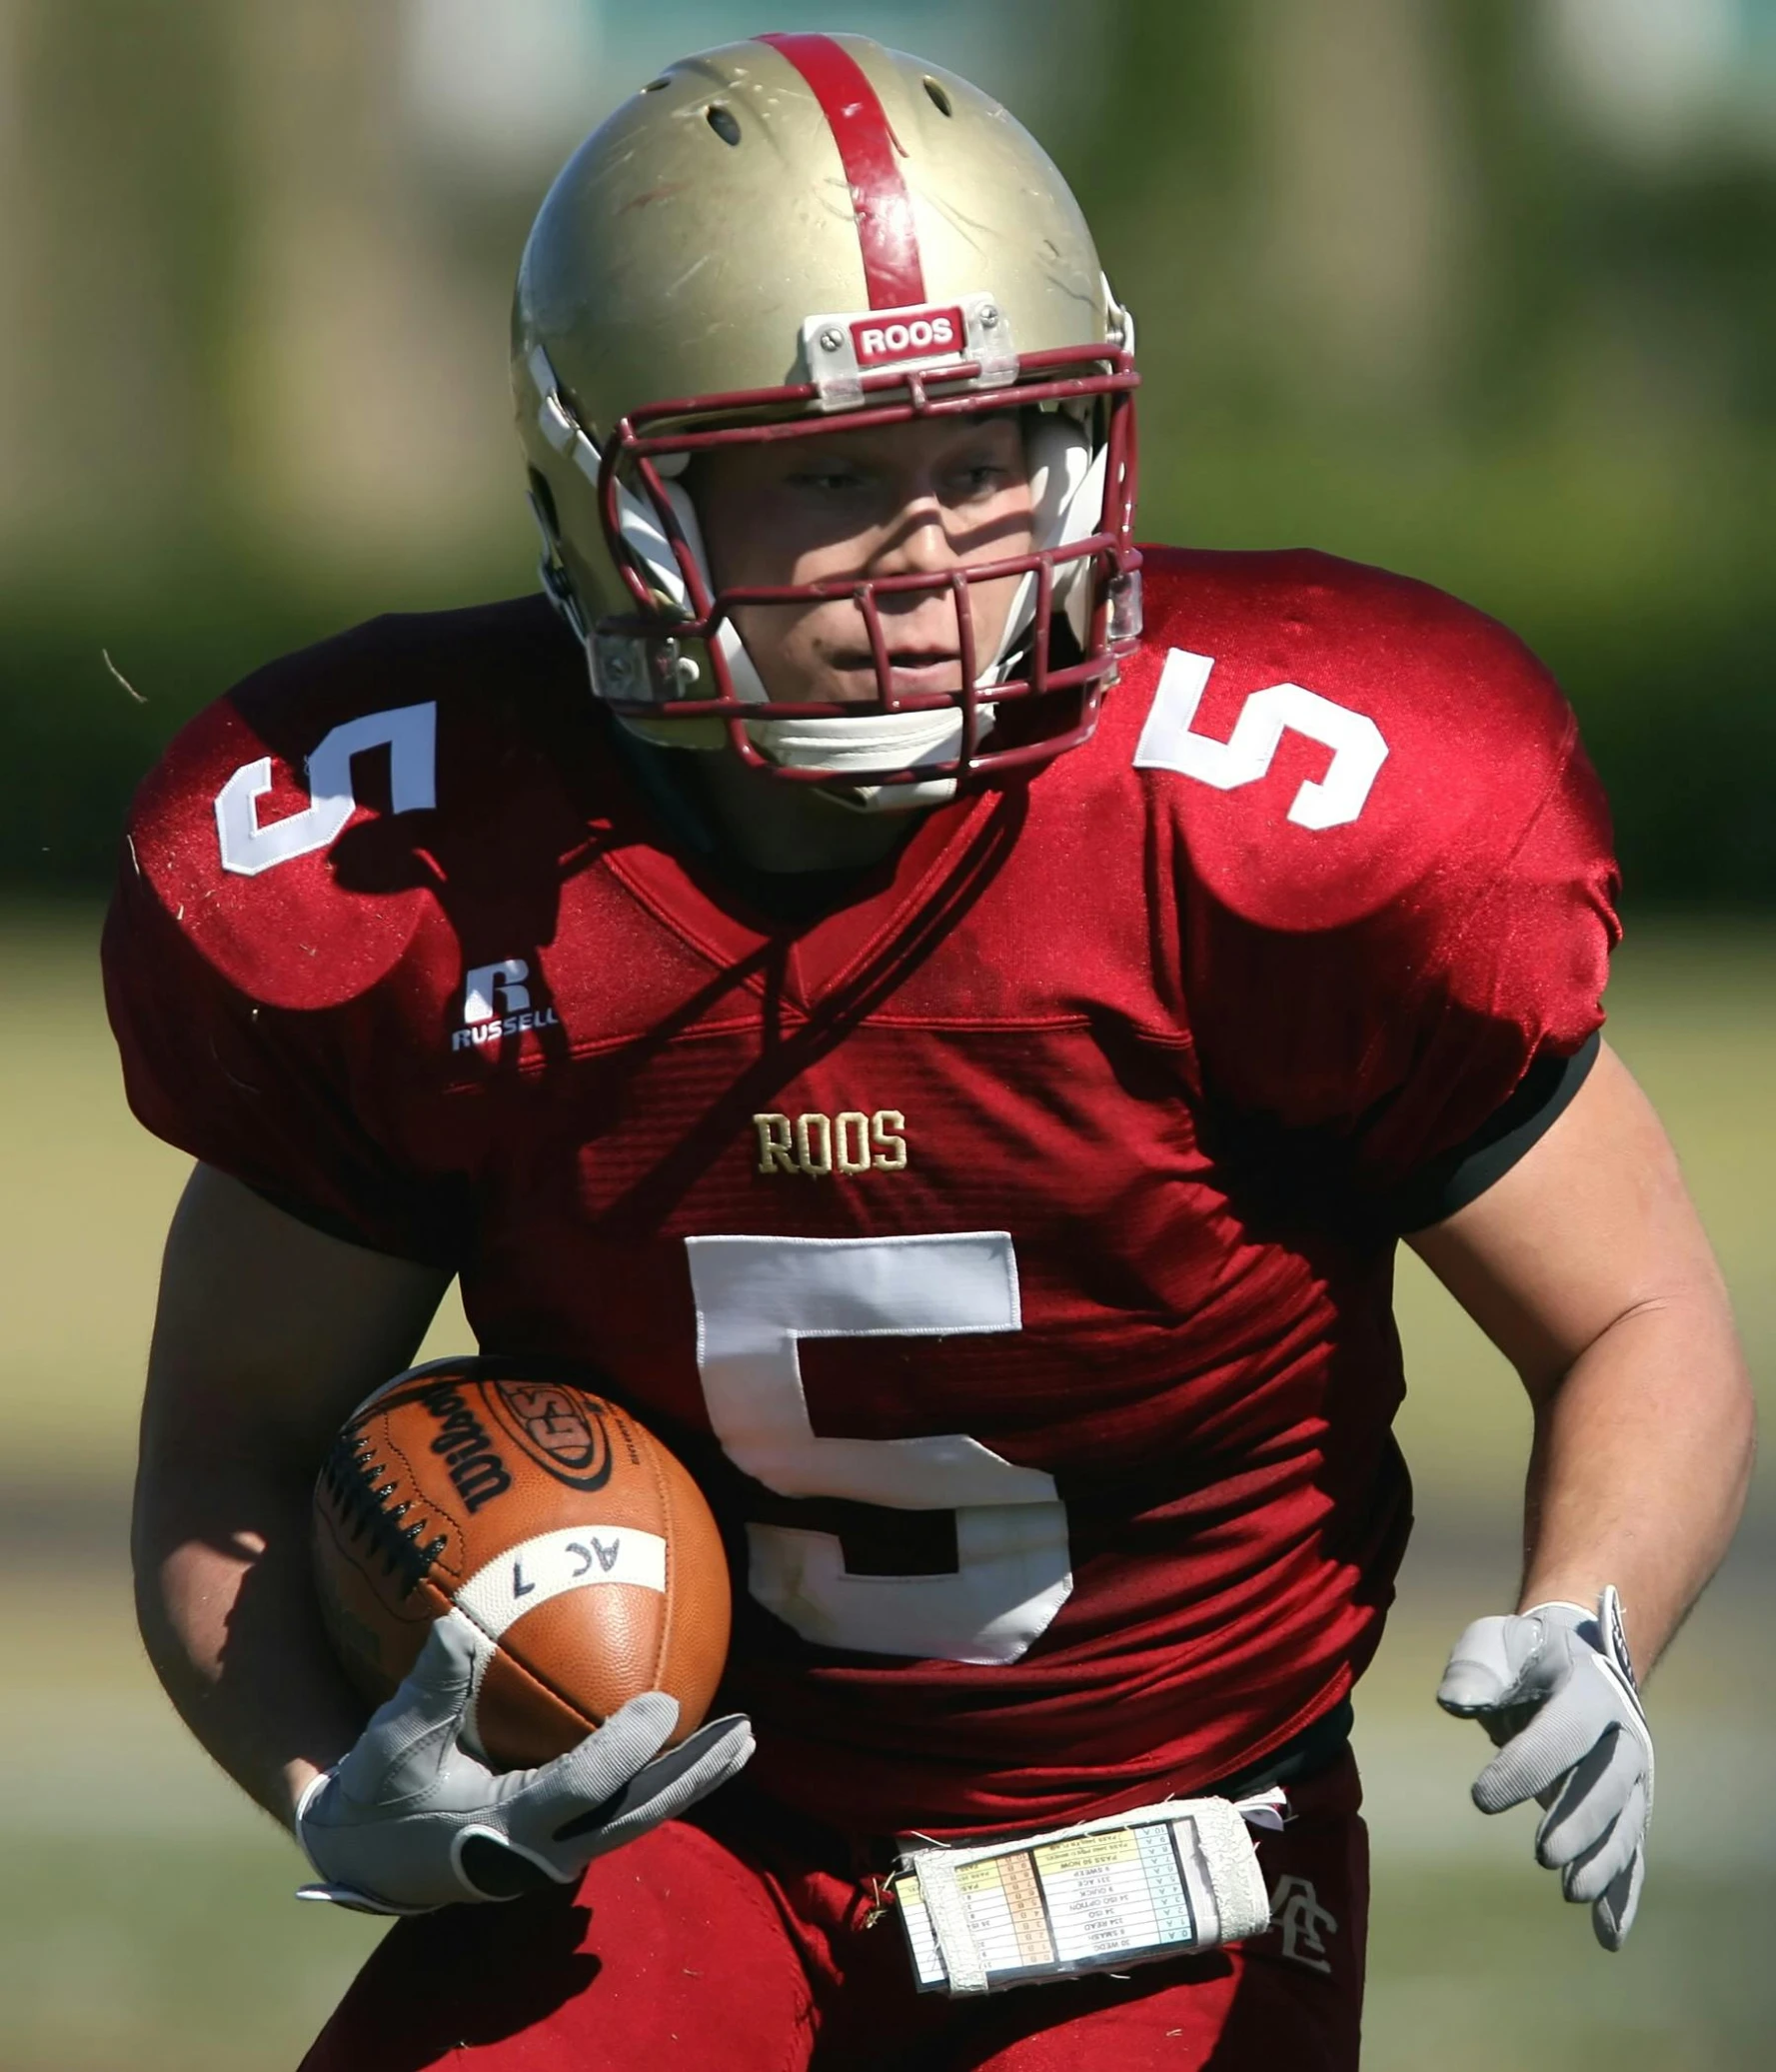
1407, 1038, 1754, 1945
134, 1161, 452, 1825
1408, 1038, 1753, 1665
137, 1161, 755, 1914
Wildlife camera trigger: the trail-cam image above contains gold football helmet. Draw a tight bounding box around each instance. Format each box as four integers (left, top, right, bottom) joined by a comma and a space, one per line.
512, 32, 1139, 802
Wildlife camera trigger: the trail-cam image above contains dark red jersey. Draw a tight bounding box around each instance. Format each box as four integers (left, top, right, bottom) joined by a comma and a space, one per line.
104, 548, 1619, 1838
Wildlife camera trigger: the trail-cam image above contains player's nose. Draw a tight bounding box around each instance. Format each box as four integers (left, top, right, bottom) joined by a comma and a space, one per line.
866, 478, 963, 578
868, 500, 972, 655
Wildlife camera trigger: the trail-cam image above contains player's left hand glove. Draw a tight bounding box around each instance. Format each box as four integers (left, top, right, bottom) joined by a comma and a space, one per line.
1436, 1586, 1652, 1951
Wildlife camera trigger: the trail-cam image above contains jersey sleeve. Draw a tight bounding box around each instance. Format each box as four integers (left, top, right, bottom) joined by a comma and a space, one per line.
1166, 577, 1621, 1217
104, 865, 459, 1263
1350, 738, 1617, 1203
101, 658, 468, 1267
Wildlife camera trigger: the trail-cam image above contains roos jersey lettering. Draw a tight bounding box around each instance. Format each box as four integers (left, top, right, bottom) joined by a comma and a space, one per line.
850, 305, 965, 368
754, 1108, 906, 1176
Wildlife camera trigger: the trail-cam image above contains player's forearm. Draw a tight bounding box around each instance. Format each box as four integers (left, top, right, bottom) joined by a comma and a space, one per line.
1411, 1043, 1756, 1672
1516, 1288, 1754, 1670
133, 1462, 366, 1827
130, 1168, 453, 1825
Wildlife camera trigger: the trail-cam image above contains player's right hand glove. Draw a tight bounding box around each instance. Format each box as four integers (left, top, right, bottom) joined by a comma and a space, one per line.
1436, 1585, 1652, 1951
294, 1610, 755, 1915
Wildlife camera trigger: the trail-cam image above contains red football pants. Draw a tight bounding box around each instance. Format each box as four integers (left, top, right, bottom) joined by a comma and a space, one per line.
301, 1752, 1366, 2071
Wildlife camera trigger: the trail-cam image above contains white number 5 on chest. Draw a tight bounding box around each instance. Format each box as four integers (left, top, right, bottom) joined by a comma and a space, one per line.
685, 1232, 1071, 1665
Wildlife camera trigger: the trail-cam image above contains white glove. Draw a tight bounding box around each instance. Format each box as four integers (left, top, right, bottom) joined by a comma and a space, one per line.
295, 1611, 754, 1915
1436, 1585, 1652, 1950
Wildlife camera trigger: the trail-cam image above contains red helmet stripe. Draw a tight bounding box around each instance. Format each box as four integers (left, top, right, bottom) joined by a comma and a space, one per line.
758, 32, 927, 311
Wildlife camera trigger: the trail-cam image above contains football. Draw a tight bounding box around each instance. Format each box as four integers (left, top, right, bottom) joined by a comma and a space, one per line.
311, 1356, 731, 1770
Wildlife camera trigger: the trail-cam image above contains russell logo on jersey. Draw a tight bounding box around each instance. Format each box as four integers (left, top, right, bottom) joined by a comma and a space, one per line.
452, 959, 561, 1050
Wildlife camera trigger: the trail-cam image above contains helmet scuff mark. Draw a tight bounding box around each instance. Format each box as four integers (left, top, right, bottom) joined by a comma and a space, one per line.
620, 181, 692, 214
920, 190, 994, 253
663, 253, 715, 300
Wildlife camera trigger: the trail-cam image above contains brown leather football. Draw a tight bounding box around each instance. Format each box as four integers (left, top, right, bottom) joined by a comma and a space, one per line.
311, 1356, 731, 1770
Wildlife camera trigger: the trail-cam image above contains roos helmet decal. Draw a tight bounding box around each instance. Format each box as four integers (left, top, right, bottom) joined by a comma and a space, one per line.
852, 306, 967, 369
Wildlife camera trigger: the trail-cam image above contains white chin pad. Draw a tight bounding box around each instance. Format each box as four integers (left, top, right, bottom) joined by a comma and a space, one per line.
828, 773, 962, 813
745, 706, 967, 778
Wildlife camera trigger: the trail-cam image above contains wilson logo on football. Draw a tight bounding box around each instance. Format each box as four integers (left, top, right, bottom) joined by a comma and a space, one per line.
419, 1382, 512, 1514
850, 306, 966, 369
489, 1380, 622, 1493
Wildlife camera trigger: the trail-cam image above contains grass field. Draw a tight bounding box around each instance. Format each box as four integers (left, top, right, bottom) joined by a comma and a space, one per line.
2, 905, 1771, 2069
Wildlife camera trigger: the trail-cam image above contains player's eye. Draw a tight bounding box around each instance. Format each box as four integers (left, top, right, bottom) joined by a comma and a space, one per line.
786, 464, 870, 494
947, 463, 1013, 501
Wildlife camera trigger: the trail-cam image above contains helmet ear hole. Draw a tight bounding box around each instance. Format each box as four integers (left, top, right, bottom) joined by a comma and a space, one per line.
707, 104, 742, 147
922, 78, 952, 117
527, 468, 561, 537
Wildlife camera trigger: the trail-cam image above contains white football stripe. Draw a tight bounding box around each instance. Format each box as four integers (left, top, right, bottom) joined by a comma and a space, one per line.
455, 1527, 667, 1641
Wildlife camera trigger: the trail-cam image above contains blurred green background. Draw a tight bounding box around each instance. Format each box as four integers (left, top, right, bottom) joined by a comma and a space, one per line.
1, 1, 1771, 2066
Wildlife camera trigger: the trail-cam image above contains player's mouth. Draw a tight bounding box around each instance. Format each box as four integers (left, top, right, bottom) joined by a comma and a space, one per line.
829, 648, 965, 700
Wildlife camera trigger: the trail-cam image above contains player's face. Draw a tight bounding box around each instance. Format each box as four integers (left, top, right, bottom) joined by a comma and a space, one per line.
692, 415, 1035, 707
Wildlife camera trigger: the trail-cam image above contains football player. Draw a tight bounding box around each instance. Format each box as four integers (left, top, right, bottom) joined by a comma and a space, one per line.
105, 34, 1751, 2072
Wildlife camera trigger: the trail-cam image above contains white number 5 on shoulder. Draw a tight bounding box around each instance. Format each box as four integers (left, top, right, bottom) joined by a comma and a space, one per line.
214, 702, 437, 877
1134, 649, 1387, 830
